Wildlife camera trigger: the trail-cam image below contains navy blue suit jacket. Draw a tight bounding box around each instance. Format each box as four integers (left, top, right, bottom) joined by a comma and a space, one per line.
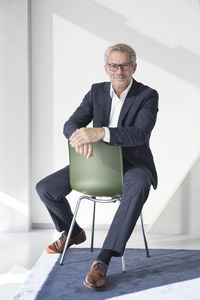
63, 78, 159, 189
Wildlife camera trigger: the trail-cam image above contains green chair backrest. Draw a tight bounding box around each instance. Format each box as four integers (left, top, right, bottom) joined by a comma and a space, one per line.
68, 140, 123, 197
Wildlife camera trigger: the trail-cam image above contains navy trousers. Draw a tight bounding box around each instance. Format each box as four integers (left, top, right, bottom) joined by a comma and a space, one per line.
36, 164, 151, 256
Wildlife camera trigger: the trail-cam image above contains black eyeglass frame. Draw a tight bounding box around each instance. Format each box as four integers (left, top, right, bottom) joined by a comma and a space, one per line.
106, 62, 133, 72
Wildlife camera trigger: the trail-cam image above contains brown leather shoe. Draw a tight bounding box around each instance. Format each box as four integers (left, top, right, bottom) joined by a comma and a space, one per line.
45, 230, 86, 254
84, 260, 108, 291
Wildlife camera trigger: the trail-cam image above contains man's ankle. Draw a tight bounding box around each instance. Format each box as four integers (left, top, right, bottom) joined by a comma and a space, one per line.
96, 249, 113, 265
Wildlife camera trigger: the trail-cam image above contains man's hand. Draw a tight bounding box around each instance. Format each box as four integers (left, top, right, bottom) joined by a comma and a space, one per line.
70, 127, 105, 147
75, 143, 93, 159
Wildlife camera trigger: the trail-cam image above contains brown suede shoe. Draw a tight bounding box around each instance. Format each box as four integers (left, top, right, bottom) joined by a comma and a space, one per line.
45, 230, 86, 254
84, 260, 108, 291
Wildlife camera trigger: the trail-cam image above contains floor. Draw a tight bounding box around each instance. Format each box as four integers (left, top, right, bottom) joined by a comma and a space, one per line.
1, 228, 200, 299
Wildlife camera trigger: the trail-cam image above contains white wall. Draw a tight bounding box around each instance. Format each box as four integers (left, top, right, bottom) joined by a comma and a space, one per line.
0, 0, 30, 231
150, 153, 200, 234
31, 0, 200, 230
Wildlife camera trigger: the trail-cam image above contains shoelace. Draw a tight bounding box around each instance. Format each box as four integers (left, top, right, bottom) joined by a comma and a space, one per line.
93, 261, 107, 271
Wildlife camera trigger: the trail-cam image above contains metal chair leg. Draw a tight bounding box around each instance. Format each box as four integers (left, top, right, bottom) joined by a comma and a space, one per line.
116, 198, 126, 272
140, 212, 150, 258
121, 254, 126, 273
60, 197, 82, 265
90, 201, 96, 252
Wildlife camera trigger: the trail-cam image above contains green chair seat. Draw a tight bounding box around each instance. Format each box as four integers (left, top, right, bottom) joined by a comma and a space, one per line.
68, 140, 123, 197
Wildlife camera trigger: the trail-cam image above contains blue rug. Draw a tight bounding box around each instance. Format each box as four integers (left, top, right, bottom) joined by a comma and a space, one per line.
14, 248, 200, 300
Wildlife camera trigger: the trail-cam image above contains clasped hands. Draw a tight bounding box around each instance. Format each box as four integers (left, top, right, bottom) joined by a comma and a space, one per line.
70, 127, 105, 159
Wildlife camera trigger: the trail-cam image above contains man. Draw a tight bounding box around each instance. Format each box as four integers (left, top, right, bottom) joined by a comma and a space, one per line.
36, 43, 159, 291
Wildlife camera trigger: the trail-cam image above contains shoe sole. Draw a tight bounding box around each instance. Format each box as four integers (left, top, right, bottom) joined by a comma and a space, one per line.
83, 280, 105, 291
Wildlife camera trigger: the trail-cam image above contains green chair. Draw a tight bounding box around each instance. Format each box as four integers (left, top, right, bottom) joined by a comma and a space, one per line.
59, 140, 150, 271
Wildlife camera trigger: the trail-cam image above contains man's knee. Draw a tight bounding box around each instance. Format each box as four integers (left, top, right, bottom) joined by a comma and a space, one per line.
36, 178, 48, 199
36, 167, 71, 202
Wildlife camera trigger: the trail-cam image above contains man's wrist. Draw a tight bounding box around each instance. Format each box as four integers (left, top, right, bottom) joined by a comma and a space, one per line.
100, 127, 106, 139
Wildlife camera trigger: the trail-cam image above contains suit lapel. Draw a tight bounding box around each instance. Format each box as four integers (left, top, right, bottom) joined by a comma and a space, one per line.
102, 83, 112, 126
117, 79, 138, 126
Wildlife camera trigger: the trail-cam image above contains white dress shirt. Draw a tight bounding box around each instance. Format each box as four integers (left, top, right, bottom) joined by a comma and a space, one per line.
103, 78, 133, 143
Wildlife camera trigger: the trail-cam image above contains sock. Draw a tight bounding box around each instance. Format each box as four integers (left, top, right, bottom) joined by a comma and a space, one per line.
96, 249, 114, 265
64, 223, 82, 238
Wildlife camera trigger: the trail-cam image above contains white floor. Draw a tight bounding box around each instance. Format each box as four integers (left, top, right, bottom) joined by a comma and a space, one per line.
1, 228, 200, 299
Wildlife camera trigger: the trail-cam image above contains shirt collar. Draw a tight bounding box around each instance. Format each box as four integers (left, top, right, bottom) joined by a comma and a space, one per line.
110, 78, 133, 100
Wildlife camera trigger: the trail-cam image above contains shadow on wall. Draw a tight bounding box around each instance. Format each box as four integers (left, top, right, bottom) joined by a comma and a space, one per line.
149, 152, 200, 234
50, 0, 200, 87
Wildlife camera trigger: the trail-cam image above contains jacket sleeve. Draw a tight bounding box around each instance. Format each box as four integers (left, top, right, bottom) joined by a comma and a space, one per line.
63, 88, 93, 139
109, 89, 159, 147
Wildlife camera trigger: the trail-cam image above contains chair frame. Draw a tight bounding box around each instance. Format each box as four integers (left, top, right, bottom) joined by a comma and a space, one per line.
59, 194, 150, 272
60, 141, 150, 270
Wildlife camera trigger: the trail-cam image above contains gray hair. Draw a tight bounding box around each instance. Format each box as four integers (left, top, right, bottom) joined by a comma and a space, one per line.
104, 43, 136, 65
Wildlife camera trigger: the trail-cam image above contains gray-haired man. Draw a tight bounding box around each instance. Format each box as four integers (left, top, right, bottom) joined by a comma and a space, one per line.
36, 43, 159, 290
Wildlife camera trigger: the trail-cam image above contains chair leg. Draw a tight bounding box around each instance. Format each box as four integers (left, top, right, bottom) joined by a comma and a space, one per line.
90, 201, 96, 252
116, 199, 126, 272
140, 212, 150, 258
121, 254, 126, 273
60, 197, 82, 265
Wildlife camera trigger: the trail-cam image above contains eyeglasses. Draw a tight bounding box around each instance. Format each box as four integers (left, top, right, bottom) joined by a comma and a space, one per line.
106, 62, 133, 72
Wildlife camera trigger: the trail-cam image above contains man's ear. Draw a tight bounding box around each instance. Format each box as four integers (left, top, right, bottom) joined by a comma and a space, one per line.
104, 64, 108, 74
133, 63, 137, 74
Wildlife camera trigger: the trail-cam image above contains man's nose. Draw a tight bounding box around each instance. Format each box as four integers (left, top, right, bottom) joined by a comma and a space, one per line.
116, 66, 123, 74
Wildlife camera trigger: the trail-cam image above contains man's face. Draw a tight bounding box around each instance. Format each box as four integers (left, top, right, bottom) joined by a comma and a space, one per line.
105, 50, 136, 91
